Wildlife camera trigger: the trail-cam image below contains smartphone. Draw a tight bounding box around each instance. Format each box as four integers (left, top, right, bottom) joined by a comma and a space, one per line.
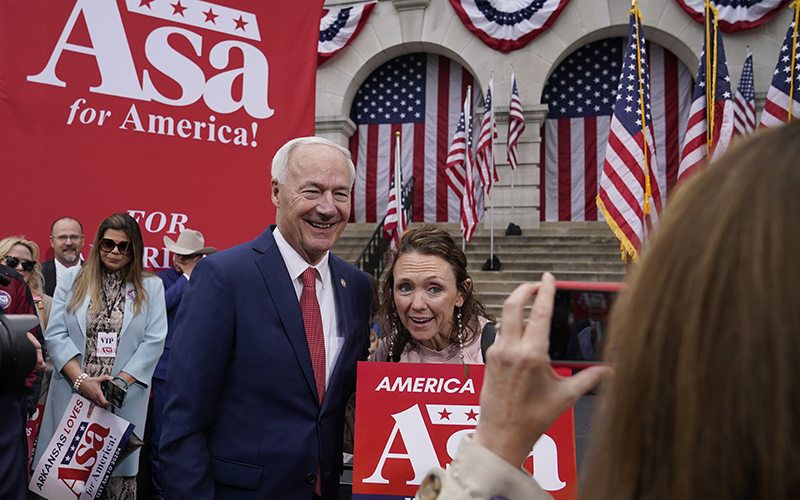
101, 378, 128, 409
548, 281, 624, 369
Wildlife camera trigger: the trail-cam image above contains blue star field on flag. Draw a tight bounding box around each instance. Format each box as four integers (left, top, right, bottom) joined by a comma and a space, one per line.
353, 54, 426, 125
542, 39, 625, 119
769, 21, 800, 96
614, 20, 655, 136
691, 9, 732, 104
738, 54, 755, 102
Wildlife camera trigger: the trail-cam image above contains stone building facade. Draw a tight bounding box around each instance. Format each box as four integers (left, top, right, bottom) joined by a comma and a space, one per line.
316, 0, 791, 229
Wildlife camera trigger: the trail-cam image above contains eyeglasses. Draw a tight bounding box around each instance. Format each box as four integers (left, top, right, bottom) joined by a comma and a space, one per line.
52, 234, 83, 242
98, 239, 133, 255
4, 255, 36, 272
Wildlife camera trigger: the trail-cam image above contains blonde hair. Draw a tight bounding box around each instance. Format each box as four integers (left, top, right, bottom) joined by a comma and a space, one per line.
67, 213, 149, 316
583, 123, 800, 500
0, 236, 45, 297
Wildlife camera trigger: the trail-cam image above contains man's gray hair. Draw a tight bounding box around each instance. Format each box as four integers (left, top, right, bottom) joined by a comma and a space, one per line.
271, 137, 356, 186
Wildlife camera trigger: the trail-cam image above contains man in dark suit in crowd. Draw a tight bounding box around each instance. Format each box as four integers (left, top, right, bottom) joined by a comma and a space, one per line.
161, 137, 372, 500
149, 229, 216, 500
40, 217, 84, 296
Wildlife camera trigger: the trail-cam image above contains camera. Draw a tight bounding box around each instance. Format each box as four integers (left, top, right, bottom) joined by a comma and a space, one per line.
0, 314, 40, 398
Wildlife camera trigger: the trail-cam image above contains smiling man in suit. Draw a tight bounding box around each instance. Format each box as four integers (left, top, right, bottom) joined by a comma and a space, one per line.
160, 137, 372, 500
40, 217, 84, 297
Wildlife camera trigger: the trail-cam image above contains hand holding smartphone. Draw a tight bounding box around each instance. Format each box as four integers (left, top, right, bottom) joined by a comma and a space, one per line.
101, 377, 128, 409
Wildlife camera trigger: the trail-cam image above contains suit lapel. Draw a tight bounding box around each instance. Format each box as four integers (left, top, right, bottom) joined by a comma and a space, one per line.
323, 256, 356, 411
254, 230, 320, 403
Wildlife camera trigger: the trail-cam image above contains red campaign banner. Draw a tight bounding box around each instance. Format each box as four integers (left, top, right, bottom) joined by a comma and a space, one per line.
27, 403, 45, 471
0, 0, 323, 270
353, 362, 578, 500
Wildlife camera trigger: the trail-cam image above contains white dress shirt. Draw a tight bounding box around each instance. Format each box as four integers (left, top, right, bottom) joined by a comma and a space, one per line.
55, 256, 83, 284
273, 227, 344, 389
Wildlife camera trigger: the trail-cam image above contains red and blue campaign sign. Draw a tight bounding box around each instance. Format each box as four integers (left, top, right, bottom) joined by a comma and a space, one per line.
0, 0, 322, 268
353, 362, 578, 500
30, 395, 134, 499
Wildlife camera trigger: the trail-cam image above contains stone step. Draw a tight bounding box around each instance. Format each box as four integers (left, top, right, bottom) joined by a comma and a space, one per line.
339, 222, 617, 237
337, 234, 621, 244
334, 244, 623, 260
469, 261, 625, 273
464, 252, 624, 263
472, 272, 626, 292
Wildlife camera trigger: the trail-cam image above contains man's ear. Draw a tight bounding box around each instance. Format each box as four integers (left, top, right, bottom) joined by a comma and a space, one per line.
271, 178, 280, 208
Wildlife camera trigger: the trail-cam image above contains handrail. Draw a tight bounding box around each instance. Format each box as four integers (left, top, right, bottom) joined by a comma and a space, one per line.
354, 177, 415, 280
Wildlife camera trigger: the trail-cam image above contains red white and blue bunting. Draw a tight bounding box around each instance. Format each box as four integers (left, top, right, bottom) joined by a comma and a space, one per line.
448, 0, 570, 53
674, 0, 790, 33
318, 1, 377, 65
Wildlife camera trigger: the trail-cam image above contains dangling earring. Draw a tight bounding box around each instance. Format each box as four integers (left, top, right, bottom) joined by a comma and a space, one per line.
388, 312, 398, 362
457, 307, 468, 378
457, 308, 464, 362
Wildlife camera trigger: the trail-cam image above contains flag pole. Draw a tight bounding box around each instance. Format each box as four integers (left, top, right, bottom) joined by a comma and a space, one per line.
510, 64, 516, 214
705, 0, 718, 155
489, 72, 495, 266
633, 1, 650, 244
463, 85, 472, 254
789, 1, 800, 122
395, 130, 402, 240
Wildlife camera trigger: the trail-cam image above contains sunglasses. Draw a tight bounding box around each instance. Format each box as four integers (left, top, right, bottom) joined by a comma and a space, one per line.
4, 255, 36, 272
98, 238, 133, 255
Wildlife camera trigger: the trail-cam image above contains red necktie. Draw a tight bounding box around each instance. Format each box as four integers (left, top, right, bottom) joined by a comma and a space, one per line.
301, 267, 326, 496
300, 267, 326, 404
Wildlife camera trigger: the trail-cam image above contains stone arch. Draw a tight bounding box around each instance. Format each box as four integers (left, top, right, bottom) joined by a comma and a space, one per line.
542, 25, 699, 94
341, 42, 484, 125
538, 35, 694, 222
346, 51, 484, 224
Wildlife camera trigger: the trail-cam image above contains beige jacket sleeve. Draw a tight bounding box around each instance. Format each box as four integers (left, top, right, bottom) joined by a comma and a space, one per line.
415, 435, 552, 500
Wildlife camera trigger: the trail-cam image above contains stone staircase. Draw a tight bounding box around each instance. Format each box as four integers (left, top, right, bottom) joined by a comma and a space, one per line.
331, 222, 627, 319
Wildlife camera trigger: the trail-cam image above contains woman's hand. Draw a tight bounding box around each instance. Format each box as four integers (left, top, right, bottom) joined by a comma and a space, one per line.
79, 375, 113, 408
473, 273, 613, 468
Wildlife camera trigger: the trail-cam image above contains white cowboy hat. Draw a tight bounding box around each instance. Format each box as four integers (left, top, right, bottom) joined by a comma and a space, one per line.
163, 229, 217, 256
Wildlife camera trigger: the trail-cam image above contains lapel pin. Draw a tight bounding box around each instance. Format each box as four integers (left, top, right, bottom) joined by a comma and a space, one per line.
340, 278, 347, 288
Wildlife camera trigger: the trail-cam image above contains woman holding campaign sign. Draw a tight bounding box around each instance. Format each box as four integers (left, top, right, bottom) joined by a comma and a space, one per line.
414, 123, 800, 498
373, 225, 495, 364
33, 213, 167, 499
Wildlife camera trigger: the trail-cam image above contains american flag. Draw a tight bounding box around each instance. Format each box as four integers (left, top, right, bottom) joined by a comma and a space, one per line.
475, 75, 498, 195
597, 5, 662, 259
350, 53, 481, 224
445, 92, 478, 242
507, 68, 525, 170
677, 4, 734, 183
540, 38, 693, 221
759, 9, 800, 128
734, 51, 756, 136
383, 132, 407, 248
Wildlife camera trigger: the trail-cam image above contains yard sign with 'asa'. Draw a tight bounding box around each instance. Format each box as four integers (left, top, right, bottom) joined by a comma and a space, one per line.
353, 362, 578, 500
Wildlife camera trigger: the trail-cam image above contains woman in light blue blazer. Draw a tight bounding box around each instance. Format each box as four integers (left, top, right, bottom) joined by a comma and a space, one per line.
33, 213, 167, 499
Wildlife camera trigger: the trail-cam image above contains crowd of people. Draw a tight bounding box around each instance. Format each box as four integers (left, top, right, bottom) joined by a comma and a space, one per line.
1, 121, 799, 500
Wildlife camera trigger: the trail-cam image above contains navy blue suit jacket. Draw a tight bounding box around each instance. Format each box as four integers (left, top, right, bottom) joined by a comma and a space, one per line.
160, 226, 371, 500
153, 266, 187, 380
